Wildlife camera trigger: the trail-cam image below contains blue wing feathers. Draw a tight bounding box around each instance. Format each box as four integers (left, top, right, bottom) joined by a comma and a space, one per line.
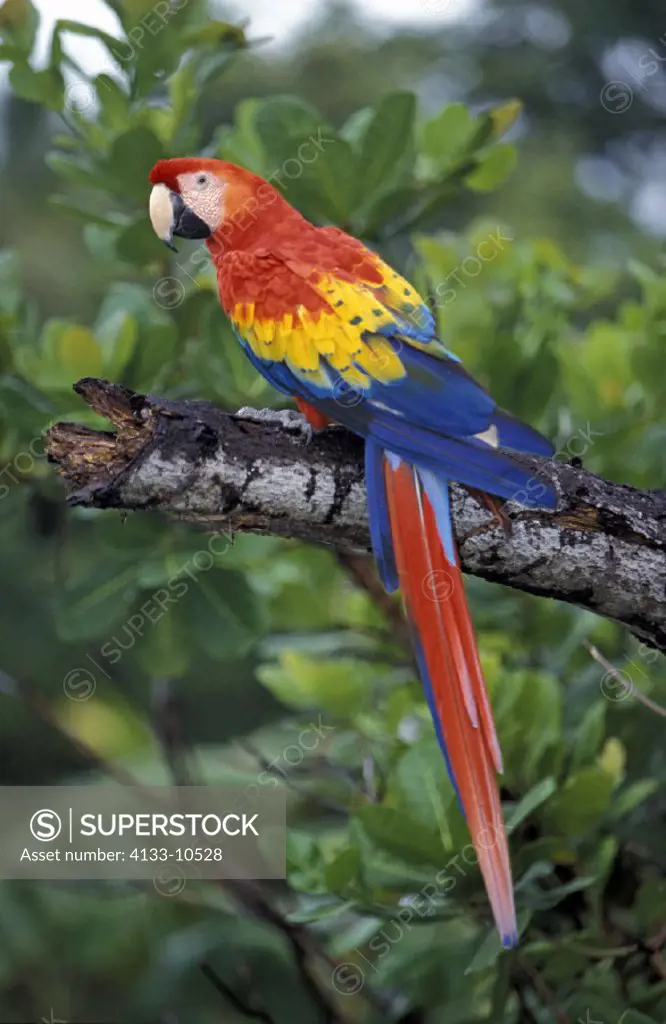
234, 333, 295, 395
491, 408, 555, 457
361, 414, 557, 508
234, 325, 556, 510
372, 344, 495, 437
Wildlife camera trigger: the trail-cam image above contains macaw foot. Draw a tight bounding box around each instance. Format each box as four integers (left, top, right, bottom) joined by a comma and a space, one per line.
235, 406, 313, 446
464, 487, 513, 539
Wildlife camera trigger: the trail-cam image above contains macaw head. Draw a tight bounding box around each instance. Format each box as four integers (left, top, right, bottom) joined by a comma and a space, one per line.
148, 157, 273, 252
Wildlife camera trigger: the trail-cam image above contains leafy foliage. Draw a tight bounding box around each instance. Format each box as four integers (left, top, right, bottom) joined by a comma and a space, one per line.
0, 1, 665, 1022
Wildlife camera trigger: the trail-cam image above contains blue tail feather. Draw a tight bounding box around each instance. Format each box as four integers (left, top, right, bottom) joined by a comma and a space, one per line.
365, 441, 399, 592
418, 467, 457, 564
410, 629, 463, 806
364, 415, 557, 510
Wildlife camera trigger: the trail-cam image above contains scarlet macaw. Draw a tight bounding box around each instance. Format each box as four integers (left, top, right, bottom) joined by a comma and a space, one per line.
148, 158, 557, 947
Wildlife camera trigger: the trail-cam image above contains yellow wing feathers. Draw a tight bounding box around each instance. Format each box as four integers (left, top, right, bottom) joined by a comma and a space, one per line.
231, 273, 411, 390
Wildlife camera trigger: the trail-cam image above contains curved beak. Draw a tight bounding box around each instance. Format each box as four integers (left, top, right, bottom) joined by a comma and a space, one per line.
149, 183, 212, 252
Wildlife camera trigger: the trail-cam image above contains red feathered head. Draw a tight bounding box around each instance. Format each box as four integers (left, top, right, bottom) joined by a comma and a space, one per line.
148, 157, 283, 253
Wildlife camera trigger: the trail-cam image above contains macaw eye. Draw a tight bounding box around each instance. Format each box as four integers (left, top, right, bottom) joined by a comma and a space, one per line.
195, 173, 209, 188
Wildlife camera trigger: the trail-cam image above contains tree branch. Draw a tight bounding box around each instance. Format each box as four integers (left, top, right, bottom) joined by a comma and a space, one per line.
45, 378, 666, 650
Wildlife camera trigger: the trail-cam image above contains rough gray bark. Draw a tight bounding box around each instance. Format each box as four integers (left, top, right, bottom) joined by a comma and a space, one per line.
46, 378, 666, 650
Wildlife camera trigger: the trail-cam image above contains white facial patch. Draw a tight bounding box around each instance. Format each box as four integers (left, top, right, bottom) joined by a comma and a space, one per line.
149, 183, 175, 242
178, 172, 226, 233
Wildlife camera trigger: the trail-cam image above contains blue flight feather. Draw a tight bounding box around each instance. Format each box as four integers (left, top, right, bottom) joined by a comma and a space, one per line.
365, 441, 399, 592
418, 467, 457, 564
410, 628, 462, 805
492, 409, 555, 457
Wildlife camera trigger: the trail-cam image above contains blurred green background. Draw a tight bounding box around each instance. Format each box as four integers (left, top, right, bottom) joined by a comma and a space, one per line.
1, 0, 666, 1020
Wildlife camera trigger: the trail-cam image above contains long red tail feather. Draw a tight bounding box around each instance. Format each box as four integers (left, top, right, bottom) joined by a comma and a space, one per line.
384, 459, 517, 947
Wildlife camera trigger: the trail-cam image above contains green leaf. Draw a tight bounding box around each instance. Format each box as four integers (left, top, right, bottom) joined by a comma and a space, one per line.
329, 916, 386, 956
544, 767, 616, 835
339, 106, 374, 147
55, 325, 103, 379
0, 249, 20, 310
257, 651, 370, 716
0, 376, 54, 430
94, 305, 138, 379
635, 877, 666, 932
325, 847, 361, 890
463, 99, 523, 157
56, 697, 153, 761
130, 23, 187, 100
505, 777, 557, 831
487, 99, 523, 140
413, 235, 460, 284
51, 18, 126, 63
0, 0, 39, 54
354, 805, 445, 867
465, 144, 517, 192
607, 778, 658, 820
136, 607, 192, 678
356, 91, 416, 206
524, 874, 597, 911
560, 320, 633, 415
49, 195, 123, 229
95, 74, 129, 131
585, 834, 619, 917
420, 103, 478, 177
254, 95, 327, 156
105, 127, 165, 200
115, 217, 164, 268
181, 19, 247, 49
253, 95, 357, 223
495, 669, 563, 789
571, 700, 607, 769
55, 563, 139, 641
359, 184, 418, 235
15, 320, 103, 391
392, 739, 456, 847
0, 40, 22, 59
181, 570, 263, 661
597, 736, 626, 784
45, 153, 100, 188
80, 223, 125, 268
128, 12, 246, 102
9, 62, 63, 109
168, 60, 198, 138
97, 283, 178, 389
291, 135, 358, 223
216, 97, 266, 174
288, 899, 355, 925
189, 45, 244, 93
